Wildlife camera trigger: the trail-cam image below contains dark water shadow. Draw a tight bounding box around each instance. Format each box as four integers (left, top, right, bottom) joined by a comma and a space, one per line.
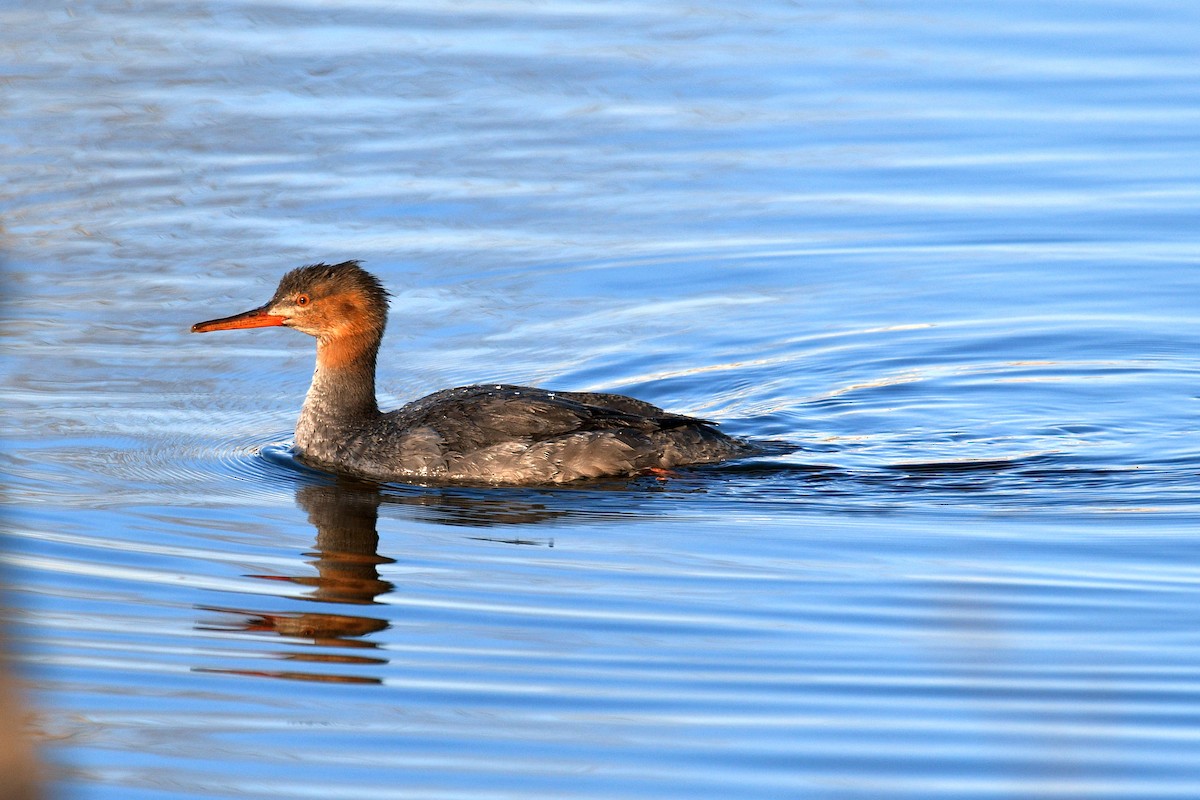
261, 441, 748, 527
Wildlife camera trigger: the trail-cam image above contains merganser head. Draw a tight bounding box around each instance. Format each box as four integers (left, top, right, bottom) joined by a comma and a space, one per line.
192, 261, 389, 342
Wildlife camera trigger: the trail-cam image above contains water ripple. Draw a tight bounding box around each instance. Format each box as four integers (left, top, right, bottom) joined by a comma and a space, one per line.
6, 0, 1200, 797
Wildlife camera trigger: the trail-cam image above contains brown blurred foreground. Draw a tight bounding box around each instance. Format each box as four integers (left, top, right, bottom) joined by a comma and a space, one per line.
0, 626, 44, 800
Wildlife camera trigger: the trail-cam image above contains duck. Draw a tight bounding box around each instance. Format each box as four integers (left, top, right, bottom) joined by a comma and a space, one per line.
192, 261, 756, 484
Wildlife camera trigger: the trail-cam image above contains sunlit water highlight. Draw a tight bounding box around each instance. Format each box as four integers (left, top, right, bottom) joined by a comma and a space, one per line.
3, 1, 1200, 798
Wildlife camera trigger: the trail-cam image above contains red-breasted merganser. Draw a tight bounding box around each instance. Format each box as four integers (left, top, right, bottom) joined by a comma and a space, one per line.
192, 261, 756, 484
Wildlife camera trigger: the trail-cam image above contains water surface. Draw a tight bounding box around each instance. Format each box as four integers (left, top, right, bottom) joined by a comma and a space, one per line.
3, 1, 1200, 798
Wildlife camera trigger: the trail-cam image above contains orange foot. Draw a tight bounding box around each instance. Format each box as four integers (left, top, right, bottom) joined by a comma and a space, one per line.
641, 467, 679, 481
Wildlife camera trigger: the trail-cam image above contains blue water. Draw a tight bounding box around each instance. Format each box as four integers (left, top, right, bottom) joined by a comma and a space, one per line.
3, 1, 1200, 798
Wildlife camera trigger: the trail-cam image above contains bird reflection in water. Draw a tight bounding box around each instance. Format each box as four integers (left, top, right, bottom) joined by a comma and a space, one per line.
195, 475, 579, 684
196, 482, 395, 685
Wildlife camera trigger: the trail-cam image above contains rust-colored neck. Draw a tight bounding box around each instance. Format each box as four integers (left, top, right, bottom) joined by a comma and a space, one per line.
318, 331, 379, 374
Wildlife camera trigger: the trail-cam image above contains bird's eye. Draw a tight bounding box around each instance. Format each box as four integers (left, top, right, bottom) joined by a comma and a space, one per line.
296, 294, 310, 306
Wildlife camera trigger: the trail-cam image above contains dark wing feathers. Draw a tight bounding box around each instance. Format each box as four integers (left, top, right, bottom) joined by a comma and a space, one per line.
388, 384, 716, 452
551, 390, 718, 427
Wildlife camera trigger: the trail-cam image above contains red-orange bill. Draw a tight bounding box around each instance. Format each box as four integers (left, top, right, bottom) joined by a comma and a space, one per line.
191, 305, 287, 333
